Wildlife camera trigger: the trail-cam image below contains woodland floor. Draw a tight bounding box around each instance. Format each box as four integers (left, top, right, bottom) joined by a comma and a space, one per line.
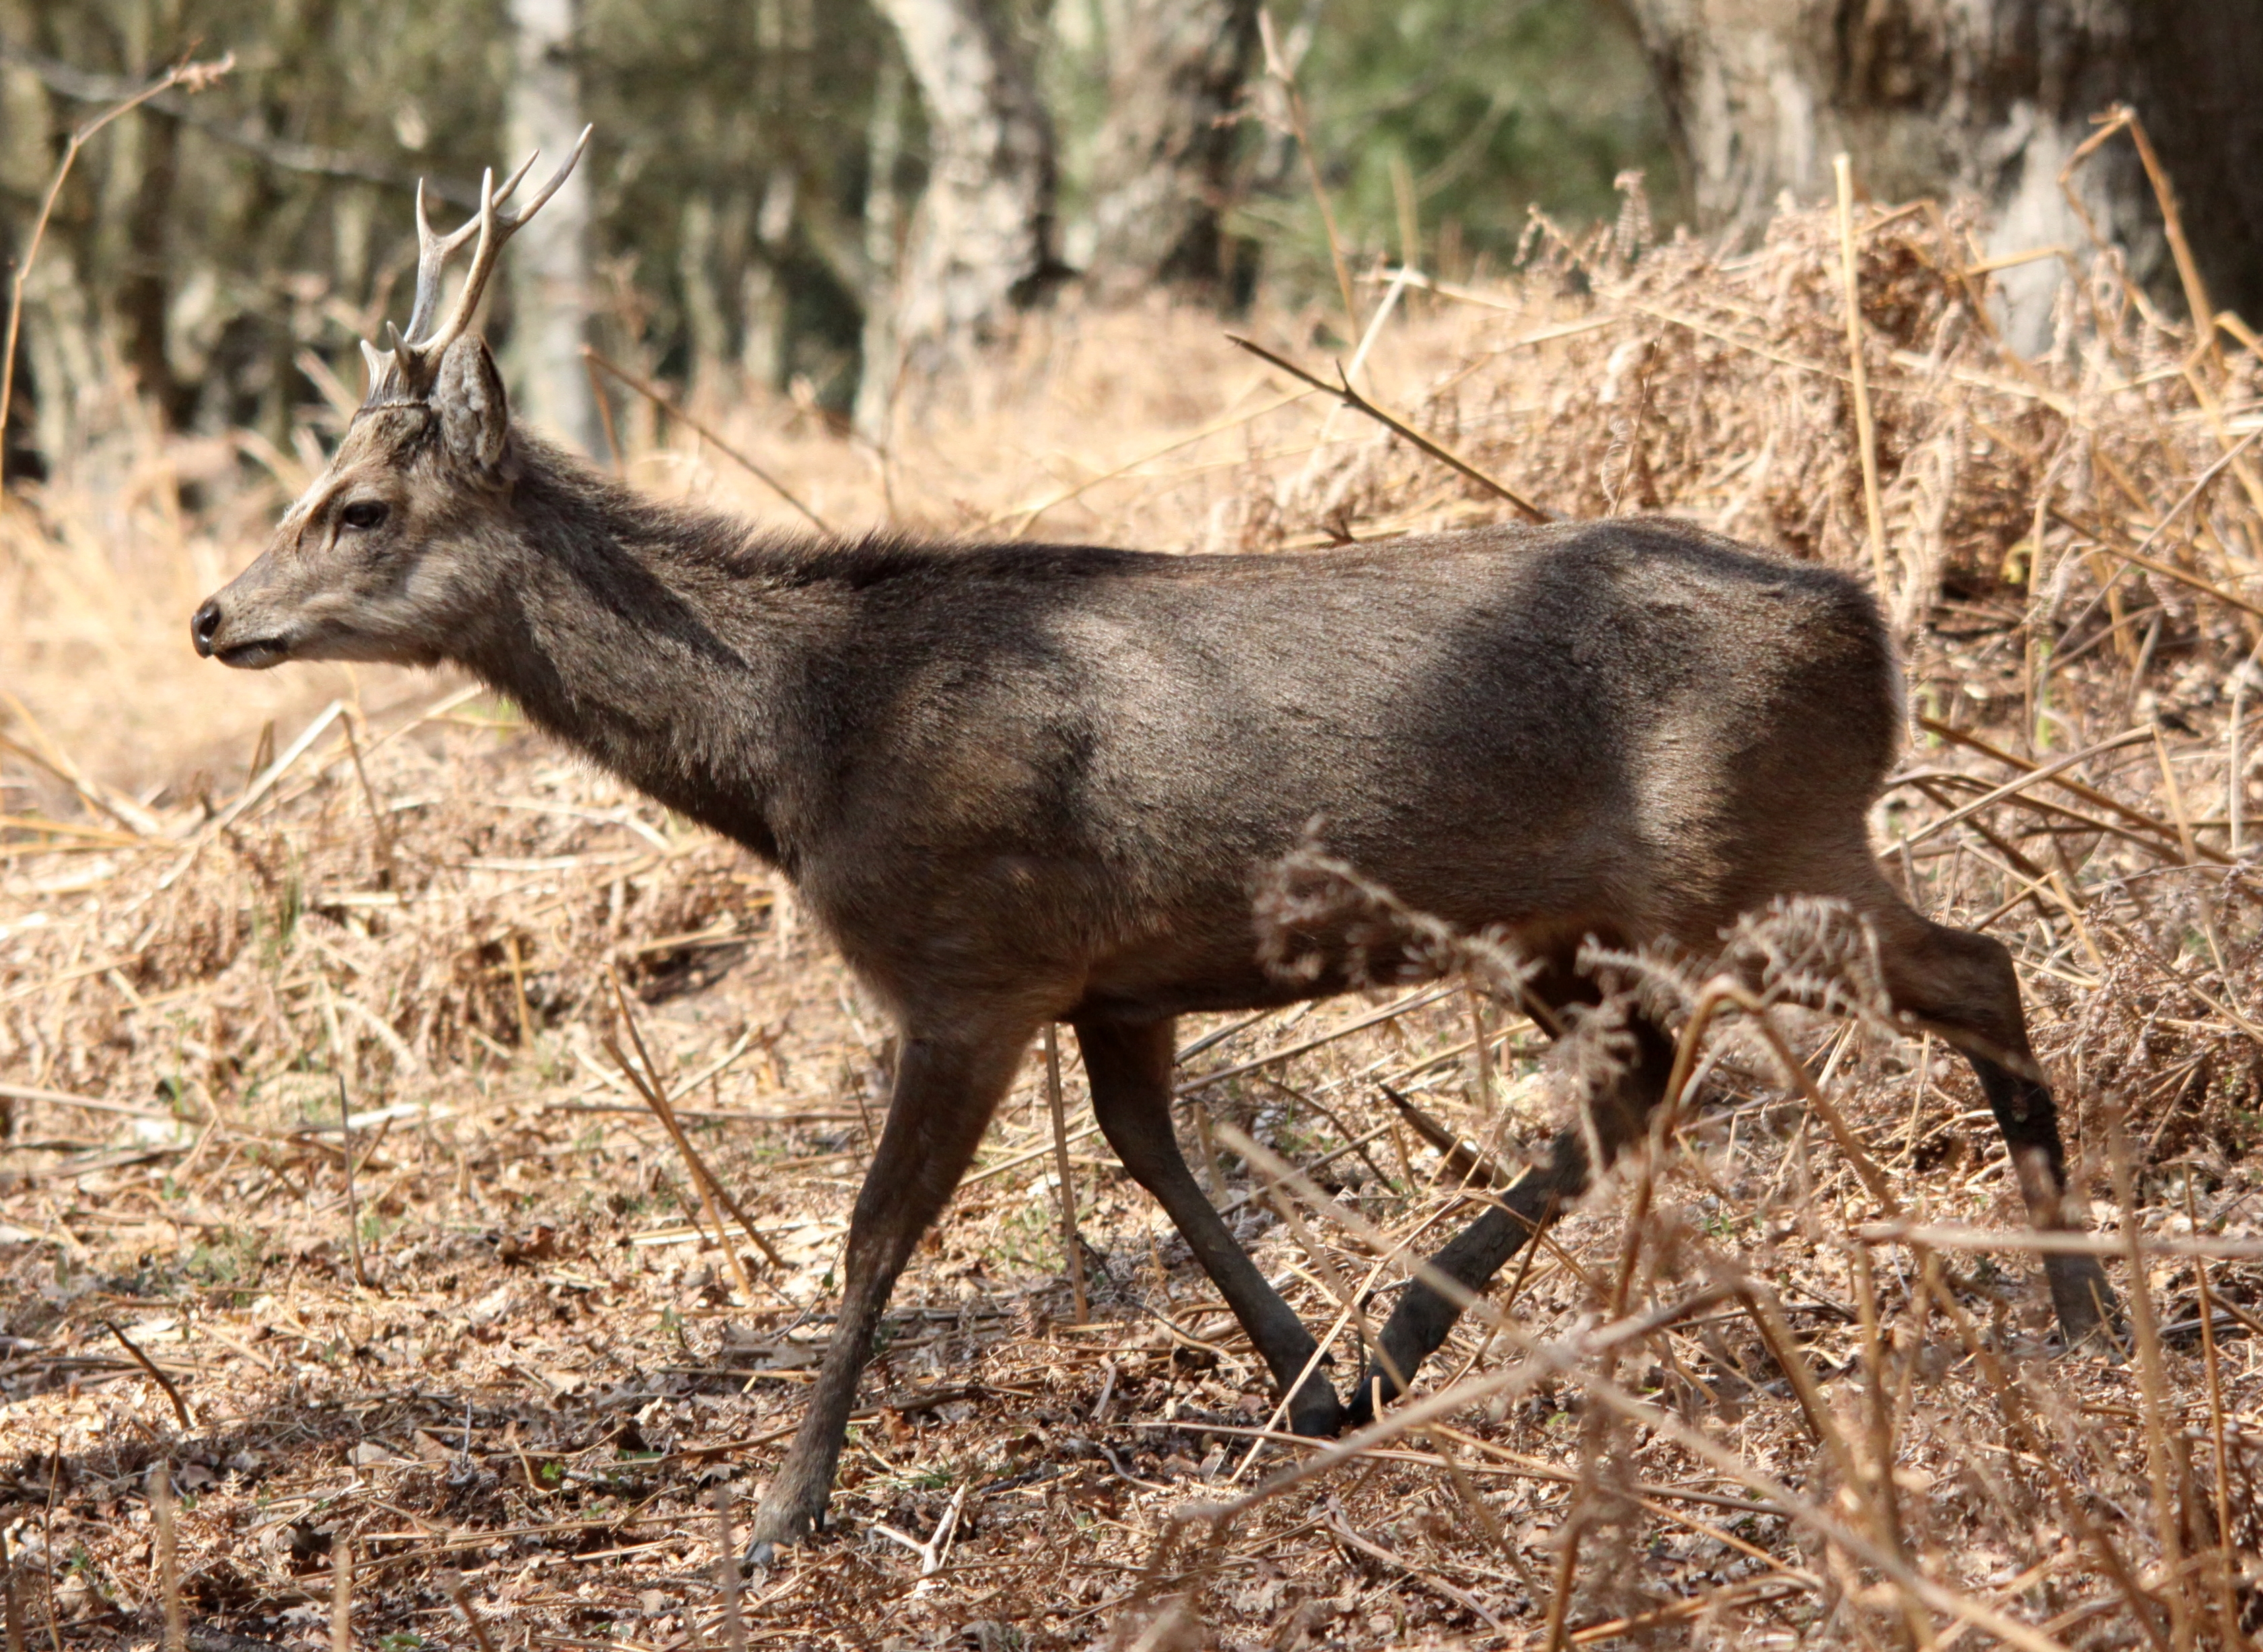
4, 193, 2263, 1650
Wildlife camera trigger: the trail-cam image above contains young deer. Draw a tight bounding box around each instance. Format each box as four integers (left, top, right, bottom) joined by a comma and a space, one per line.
193, 142, 2118, 1552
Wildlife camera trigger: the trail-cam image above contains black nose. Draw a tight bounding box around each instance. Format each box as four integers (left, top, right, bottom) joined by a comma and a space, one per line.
191, 598, 222, 657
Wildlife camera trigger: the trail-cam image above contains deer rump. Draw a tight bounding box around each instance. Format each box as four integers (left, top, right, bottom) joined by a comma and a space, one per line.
801, 518, 1900, 1023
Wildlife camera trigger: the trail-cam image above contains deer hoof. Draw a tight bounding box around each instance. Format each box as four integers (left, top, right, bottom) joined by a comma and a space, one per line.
2046, 1255, 2125, 1357
1286, 1377, 1348, 1439
744, 1490, 824, 1558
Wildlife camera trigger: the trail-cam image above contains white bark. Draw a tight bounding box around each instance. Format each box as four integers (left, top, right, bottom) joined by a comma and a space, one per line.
1618, 0, 2160, 351
505, 0, 601, 453
852, 47, 907, 438
870, 0, 1061, 419
1084, 0, 1259, 299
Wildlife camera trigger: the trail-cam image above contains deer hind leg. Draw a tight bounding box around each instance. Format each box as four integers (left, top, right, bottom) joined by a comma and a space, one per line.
1076, 1015, 1347, 1437
746, 1022, 1031, 1557
1345, 1009, 1679, 1428
1873, 904, 2120, 1346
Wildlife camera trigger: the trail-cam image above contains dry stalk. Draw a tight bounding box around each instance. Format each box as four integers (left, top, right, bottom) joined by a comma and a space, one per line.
331, 1536, 353, 1652
151, 1461, 181, 1652
1043, 1023, 1090, 1323
442, 1570, 500, 1652
1914, 1243, 2172, 1652
100, 1321, 192, 1431
0, 55, 232, 519
1834, 154, 1892, 603
1256, 7, 1358, 335
713, 1482, 748, 1652
0, 1526, 21, 1652
608, 974, 786, 1272
1226, 333, 1550, 522
2182, 1179, 2243, 1645
2104, 1107, 2193, 1652
582, 346, 830, 531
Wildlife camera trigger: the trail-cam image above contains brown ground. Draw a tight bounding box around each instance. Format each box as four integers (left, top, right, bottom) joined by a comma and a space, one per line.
3, 184, 2261, 1650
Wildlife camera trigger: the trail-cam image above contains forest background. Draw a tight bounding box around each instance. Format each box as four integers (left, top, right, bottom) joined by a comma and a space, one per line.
8, 1, 2259, 500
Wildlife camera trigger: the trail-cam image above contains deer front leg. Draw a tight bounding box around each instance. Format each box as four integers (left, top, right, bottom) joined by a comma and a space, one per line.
746, 1022, 1030, 1557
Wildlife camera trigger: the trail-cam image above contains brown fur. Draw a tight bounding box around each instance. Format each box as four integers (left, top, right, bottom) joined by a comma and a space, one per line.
194, 333, 2118, 1553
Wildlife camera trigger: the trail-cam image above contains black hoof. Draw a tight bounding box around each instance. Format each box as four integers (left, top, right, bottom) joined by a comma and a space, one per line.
1285, 1371, 1348, 1438
1340, 1365, 1397, 1431
744, 1538, 778, 1571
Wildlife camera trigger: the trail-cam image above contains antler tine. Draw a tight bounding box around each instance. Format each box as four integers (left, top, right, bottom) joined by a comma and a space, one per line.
399, 171, 493, 349
415, 127, 592, 365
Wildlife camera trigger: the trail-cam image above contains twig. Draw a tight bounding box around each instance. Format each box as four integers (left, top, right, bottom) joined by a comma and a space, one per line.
1327, 1501, 1504, 1632
1380, 1084, 1512, 1188
337, 1076, 375, 1290
1853, 1221, 2263, 1260
331, 1536, 353, 1652
0, 54, 233, 516
1916, 716, 2225, 864
582, 347, 830, 532
1226, 335, 1550, 522
0, 693, 161, 835
1043, 1024, 1089, 1323
871, 1480, 970, 1596
608, 975, 788, 1270
1257, 9, 1358, 336
587, 352, 625, 471
962, 984, 1453, 1189
100, 1321, 192, 1431
339, 715, 398, 889
2105, 1108, 2192, 1649
713, 1482, 748, 1652
0, 44, 475, 203
1900, 725, 2159, 850
151, 1462, 182, 1652
2052, 432, 2263, 635
2184, 1181, 2242, 1645
0, 1082, 170, 1120
1834, 154, 1892, 602
442, 1571, 499, 1652
987, 388, 1312, 537
0, 1524, 22, 1652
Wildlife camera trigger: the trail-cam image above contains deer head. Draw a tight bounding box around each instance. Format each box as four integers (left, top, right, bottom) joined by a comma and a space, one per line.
191, 131, 590, 670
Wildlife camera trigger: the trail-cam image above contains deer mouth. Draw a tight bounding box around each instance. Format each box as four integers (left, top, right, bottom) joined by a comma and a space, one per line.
215, 638, 292, 669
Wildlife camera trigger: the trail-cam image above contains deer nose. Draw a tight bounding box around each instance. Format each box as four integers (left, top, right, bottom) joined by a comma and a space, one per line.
190, 598, 222, 657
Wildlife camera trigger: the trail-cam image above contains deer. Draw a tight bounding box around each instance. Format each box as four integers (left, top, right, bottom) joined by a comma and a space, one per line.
191, 138, 2121, 1556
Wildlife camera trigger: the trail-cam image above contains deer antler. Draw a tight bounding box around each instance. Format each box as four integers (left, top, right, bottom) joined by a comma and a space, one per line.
359, 127, 591, 407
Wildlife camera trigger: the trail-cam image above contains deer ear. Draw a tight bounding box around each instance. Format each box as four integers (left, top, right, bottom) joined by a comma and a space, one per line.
434, 336, 510, 474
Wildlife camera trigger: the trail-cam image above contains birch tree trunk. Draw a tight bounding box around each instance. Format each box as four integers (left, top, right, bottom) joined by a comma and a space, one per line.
1082, 0, 1259, 301
870, 0, 1064, 421
852, 46, 907, 439
506, 0, 601, 453
1616, 0, 2263, 352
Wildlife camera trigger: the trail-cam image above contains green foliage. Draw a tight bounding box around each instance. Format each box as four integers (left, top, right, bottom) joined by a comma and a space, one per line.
1239, 0, 1674, 303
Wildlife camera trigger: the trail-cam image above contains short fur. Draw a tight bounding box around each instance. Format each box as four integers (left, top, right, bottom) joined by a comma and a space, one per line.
195, 333, 2118, 1553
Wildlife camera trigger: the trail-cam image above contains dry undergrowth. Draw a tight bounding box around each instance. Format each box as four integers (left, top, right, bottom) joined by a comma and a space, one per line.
5, 158, 2263, 1651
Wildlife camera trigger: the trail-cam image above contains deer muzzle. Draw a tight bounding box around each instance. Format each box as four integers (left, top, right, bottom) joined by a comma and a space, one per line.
190, 592, 291, 669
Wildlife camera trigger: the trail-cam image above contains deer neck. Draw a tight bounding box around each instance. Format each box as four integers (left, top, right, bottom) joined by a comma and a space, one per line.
452, 439, 800, 866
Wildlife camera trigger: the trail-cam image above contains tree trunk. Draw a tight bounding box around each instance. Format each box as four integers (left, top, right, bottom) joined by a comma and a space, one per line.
1616, 0, 2263, 351
870, 0, 1064, 421
1082, 0, 1260, 302
505, 0, 602, 454
852, 44, 907, 439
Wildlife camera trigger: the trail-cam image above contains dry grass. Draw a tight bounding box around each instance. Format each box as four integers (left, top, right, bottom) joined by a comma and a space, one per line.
4, 168, 2263, 1651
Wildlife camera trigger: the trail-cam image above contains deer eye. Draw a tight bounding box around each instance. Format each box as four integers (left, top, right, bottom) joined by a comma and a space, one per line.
339, 500, 389, 531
